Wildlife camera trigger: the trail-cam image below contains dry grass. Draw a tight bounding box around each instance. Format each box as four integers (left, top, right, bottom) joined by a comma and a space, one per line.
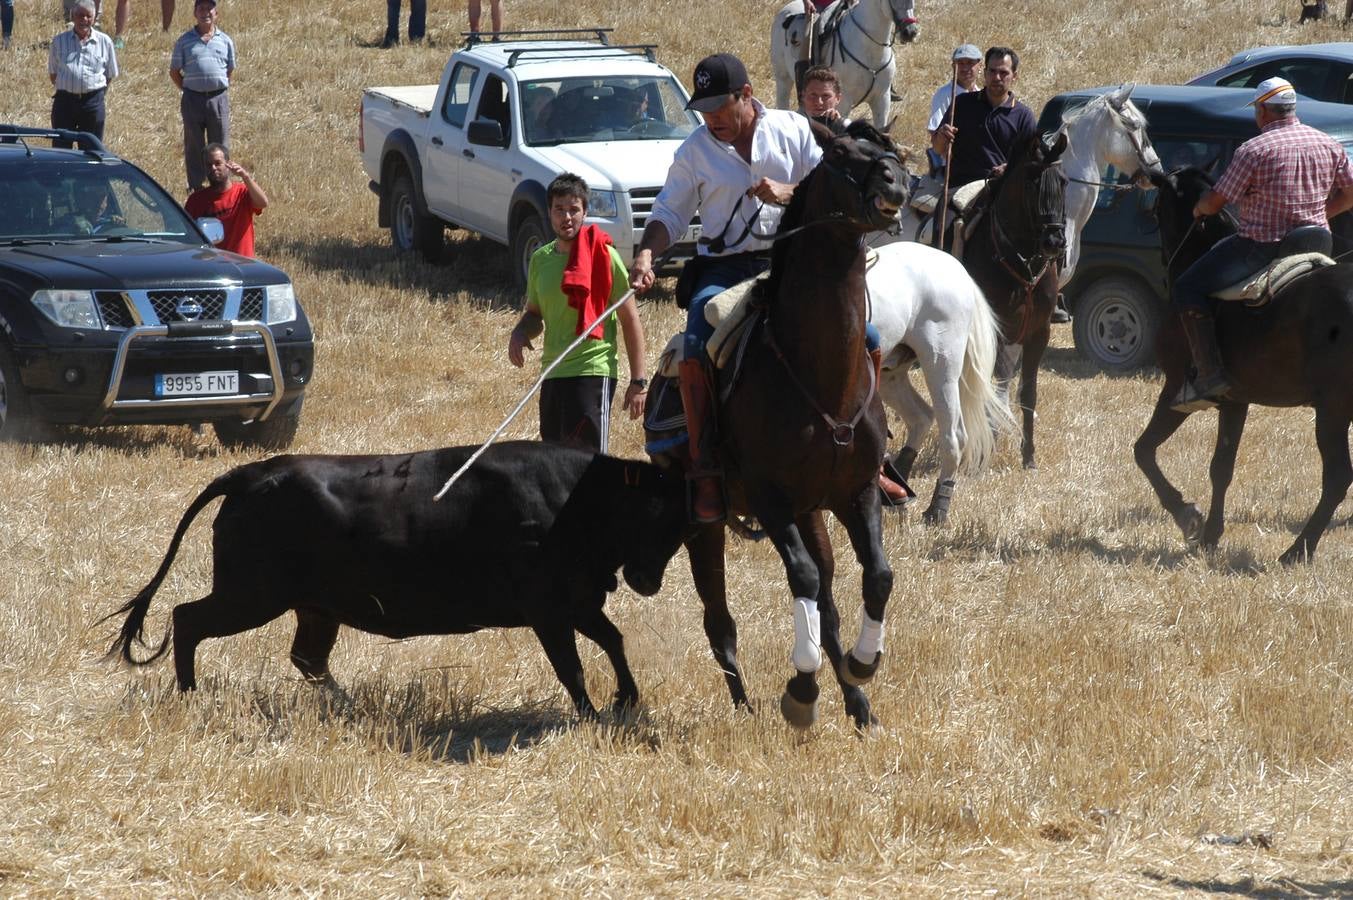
3, 0, 1353, 894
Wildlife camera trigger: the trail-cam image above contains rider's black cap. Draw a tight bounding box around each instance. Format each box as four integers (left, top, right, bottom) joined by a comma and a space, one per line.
686, 53, 750, 113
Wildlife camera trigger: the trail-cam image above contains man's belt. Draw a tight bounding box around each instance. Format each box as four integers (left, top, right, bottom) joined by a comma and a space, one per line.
184, 87, 228, 98
56, 87, 106, 99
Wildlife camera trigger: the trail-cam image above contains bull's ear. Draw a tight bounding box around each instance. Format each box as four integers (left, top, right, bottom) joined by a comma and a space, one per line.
809, 118, 837, 149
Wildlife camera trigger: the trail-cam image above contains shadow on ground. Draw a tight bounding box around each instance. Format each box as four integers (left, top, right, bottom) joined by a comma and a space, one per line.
1144, 871, 1353, 898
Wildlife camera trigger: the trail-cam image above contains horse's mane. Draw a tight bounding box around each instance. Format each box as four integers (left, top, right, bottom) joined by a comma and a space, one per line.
1059, 91, 1148, 133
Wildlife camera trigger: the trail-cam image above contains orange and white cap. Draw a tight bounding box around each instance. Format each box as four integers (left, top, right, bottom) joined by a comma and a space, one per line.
1249, 77, 1297, 108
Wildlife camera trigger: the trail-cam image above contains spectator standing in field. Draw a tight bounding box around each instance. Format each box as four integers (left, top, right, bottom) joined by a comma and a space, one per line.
61, 0, 130, 48
48, 0, 119, 144
3, 0, 14, 49
506, 174, 648, 453
170, 0, 235, 192
927, 43, 981, 137
468, 0, 501, 36
185, 142, 267, 257
161, 0, 176, 30
380, 0, 424, 48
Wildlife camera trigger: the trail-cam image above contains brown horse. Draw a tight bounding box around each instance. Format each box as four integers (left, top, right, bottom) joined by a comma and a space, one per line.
952, 134, 1069, 470
1136, 167, 1353, 564
647, 121, 909, 730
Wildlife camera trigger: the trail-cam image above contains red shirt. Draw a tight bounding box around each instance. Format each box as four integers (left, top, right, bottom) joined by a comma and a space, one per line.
185, 182, 261, 257
1213, 116, 1353, 243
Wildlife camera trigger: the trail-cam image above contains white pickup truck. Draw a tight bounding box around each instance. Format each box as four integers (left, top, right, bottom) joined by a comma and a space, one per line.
359, 30, 703, 289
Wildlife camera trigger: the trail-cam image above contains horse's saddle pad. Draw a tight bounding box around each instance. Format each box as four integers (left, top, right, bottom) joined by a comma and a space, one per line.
782, 1, 844, 43
1212, 252, 1335, 302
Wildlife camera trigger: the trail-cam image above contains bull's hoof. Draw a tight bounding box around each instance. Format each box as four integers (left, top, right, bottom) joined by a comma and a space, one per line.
779, 678, 820, 730
1172, 503, 1205, 543
839, 650, 882, 687
1022, 457, 1037, 471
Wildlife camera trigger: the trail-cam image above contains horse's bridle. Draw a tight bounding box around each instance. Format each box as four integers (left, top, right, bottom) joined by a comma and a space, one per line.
988, 157, 1066, 342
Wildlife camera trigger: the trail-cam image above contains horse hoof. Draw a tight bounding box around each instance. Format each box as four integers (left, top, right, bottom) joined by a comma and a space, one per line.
780, 690, 819, 730
921, 505, 947, 526
1173, 503, 1204, 543
839, 650, 882, 687
1022, 458, 1038, 471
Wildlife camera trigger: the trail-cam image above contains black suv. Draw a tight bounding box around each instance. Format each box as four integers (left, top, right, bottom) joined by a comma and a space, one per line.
1037, 85, 1353, 371
0, 127, 312, 446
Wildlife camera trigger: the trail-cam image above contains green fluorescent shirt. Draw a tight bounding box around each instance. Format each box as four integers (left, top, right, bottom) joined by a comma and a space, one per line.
528, 239, 631, 380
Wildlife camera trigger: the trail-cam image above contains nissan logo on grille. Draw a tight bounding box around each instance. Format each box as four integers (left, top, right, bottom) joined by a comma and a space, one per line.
176, 296, 204, 321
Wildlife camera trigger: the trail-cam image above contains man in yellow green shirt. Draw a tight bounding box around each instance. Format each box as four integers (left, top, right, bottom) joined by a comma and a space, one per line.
507, 174, 647, 451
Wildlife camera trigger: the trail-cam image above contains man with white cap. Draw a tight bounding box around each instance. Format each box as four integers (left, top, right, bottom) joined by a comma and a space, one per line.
1172, 76, 1353, 410
927, 43, 982, 136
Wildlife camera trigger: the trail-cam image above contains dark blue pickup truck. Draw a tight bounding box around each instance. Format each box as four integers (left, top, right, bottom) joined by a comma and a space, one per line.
0, 127, 313, 446
1037, 85, 1353, 371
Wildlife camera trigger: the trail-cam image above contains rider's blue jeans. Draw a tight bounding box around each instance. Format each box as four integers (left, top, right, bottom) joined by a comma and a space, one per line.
1174, 234, 1281, 313
683, 252, 881, 359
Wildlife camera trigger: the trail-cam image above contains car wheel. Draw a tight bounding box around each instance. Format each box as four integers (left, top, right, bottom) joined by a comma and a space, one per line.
1071, 277, 1161, 372
214, 397, 303, 451
389, 172, 444, 262
0, 341, 32, 442
511, 214, 548, 293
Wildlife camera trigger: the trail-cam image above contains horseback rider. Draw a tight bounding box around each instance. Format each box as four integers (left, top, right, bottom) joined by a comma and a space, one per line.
629, 53, 906, 522
795, 0, 917, 99
930, 46, 1037, 191
801, 65, 851, 134
1172, 76, 1353, 411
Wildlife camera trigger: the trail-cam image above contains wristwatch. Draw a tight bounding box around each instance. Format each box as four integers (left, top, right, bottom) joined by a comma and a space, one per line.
629, 377, 648, 390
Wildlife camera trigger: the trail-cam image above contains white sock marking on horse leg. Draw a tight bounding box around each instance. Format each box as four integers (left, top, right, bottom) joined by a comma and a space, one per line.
791, 598, 822, 673
853, 613, 884, 663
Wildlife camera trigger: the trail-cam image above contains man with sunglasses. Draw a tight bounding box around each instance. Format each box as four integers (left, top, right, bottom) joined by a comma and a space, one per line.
930, 46, 1036, 188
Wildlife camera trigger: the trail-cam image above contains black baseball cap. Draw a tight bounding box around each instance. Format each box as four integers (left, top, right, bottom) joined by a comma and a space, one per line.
686, 53, 750, 113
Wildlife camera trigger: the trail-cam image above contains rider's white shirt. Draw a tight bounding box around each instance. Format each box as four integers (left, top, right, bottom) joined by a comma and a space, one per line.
927, 79, 980, 133
648, 98, 822, 257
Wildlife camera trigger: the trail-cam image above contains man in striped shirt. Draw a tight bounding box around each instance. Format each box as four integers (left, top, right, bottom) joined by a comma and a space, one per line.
1174, 77, 1353, 411
169, 0, 235, 192
47, 0, 119, 146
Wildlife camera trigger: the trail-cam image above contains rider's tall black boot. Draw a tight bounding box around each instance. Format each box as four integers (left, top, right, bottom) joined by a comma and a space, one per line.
1172, 309, 1232, 412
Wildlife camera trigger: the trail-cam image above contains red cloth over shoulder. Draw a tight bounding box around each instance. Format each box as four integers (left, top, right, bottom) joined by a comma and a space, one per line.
561, 224, 614, 340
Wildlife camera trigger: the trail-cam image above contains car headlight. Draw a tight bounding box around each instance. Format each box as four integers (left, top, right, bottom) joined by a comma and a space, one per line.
265, 283, 297, 324
587, 189, 619, 219
31, 289, 100, 329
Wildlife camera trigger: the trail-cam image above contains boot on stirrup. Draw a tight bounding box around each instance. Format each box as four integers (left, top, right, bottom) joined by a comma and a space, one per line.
677, 357, 726, 524
1172, 309, 1232, 412
867, 347, 913, 505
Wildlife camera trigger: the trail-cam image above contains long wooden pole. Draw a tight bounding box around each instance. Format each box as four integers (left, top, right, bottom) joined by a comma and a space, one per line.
935, 61, 959, 249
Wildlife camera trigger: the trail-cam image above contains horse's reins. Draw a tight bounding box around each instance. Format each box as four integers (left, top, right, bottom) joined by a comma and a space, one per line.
988, 161, 1065, 344
822, 4, 905, 112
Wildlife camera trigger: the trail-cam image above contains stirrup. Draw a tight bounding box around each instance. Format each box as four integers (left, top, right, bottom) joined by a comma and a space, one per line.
1171, 378, 1229, 413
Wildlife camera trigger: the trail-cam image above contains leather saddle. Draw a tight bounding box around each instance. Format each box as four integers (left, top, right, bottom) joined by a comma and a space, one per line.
781, 0, 847, 61
1211, 226, 1336, 308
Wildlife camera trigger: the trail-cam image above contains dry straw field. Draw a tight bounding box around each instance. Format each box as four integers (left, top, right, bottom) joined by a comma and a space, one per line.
3, 0, 1353, 894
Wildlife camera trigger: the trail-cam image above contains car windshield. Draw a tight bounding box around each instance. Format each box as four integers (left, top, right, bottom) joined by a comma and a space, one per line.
0, 159, 202, 244
521, 75, 700, 146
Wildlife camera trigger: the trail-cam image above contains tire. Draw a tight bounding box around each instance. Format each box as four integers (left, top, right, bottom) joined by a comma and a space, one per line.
0, 341, 32, 442
214, 397, 303, 451
389, 172, 444, 262
1071, 276, 1162, 372
511, 214, 549, 293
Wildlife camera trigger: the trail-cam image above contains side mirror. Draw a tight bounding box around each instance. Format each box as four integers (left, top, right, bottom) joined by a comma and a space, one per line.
467, 117, 507, 148
197, 216, 224, 245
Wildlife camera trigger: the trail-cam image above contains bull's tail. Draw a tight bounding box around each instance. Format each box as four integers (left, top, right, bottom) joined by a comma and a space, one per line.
99, 468, 246, 666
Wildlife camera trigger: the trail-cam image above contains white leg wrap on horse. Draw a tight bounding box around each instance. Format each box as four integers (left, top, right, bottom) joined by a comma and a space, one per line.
791, 598, 822, 673
853, 613, 884, 662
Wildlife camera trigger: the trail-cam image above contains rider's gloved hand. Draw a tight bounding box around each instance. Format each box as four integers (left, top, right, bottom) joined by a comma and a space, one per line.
900, 18, 919, 42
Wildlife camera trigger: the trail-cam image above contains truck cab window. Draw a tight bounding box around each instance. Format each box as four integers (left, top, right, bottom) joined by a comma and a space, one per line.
442, 63, 480, 128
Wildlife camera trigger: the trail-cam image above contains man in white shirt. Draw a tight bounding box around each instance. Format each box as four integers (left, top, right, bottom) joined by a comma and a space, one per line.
927, 43, 982, 136
48, 0, 119, 145
629, 53, 820, 522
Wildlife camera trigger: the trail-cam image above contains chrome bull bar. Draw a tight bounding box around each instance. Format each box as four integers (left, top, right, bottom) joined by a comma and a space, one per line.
100, 321, 284, 422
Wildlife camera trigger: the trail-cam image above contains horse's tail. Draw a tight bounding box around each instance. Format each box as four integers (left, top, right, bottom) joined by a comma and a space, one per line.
98, 467, 246, 667
957, 283, 1017, 474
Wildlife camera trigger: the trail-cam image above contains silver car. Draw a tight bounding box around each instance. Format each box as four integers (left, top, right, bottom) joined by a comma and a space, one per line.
1187, 42, 1353, 104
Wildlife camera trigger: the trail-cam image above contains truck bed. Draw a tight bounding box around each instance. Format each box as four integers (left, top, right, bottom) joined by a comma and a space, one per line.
364, 85, 438, 116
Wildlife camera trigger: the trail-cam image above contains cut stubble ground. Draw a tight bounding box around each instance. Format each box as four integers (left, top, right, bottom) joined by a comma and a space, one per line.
2, 0, 1353, 894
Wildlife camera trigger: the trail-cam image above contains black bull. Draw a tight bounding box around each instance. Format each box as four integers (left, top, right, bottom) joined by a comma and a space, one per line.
103, 442, 691, 717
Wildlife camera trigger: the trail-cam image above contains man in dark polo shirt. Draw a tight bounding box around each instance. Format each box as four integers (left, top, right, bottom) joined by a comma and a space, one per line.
930, 46, 1036, 188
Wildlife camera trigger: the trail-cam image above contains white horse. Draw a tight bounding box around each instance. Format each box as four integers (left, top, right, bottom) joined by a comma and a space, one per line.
866, 242, 1015, 524
770, 0, 916, 127
1054, 83, 1163, 287
861, 86, 1163, 521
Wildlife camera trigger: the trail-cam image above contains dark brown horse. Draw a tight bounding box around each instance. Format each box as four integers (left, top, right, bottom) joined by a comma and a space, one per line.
950, 134, 1069, 470
648, 121, 909, 730
1135, 167, 1353, 564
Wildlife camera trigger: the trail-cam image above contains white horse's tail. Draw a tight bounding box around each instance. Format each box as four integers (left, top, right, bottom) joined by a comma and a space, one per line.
957, 285, 1017, 474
